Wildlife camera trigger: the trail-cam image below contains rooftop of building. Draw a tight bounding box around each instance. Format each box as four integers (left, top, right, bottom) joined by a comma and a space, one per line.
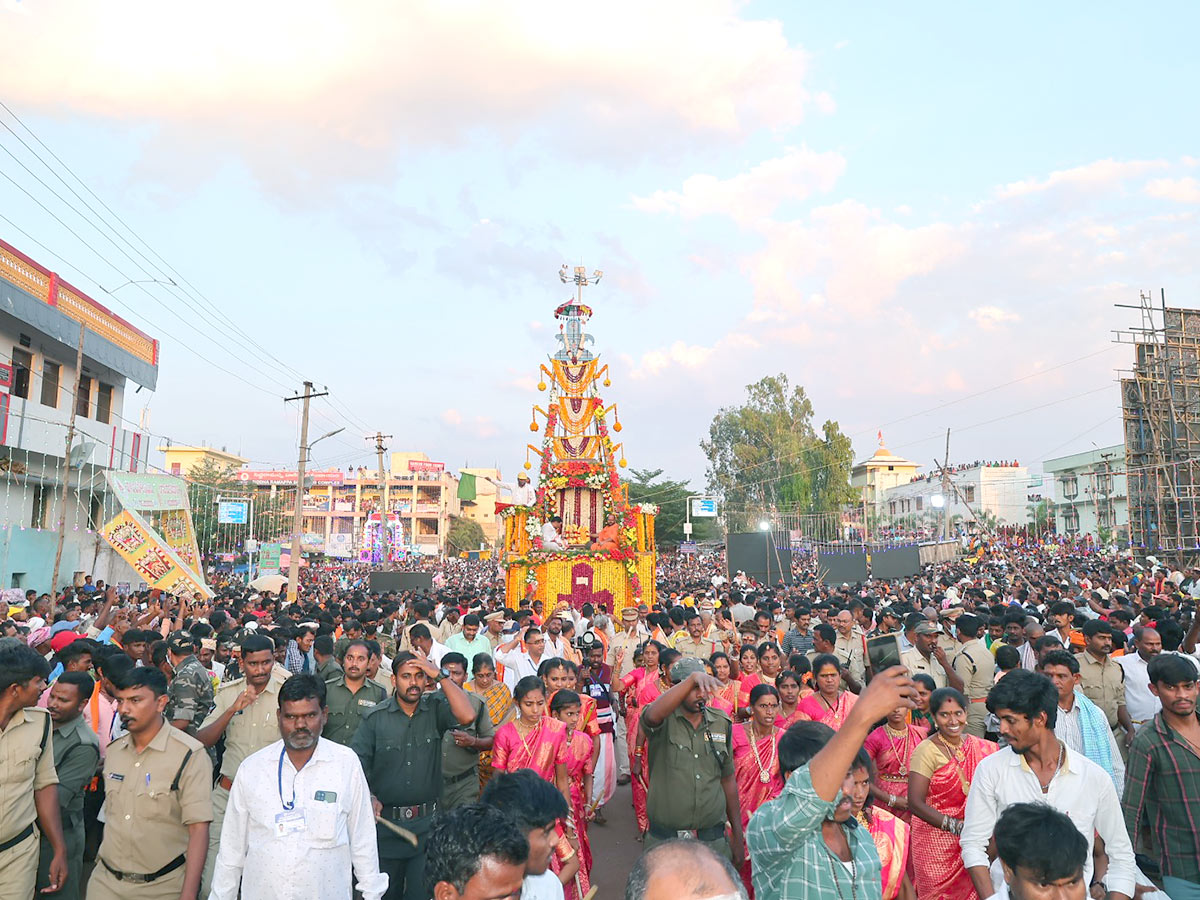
1044, 443, 1125, 473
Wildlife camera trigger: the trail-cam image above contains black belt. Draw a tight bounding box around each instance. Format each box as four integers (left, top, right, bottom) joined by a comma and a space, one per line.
0, 823, 33, 853
383, 801, 437, 821
100, 853, 186, 884
648, 823, 725, 842
445, 768, 477, 785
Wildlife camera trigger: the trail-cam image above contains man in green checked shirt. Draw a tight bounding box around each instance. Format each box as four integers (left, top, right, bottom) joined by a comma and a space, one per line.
746, 666, 917, 900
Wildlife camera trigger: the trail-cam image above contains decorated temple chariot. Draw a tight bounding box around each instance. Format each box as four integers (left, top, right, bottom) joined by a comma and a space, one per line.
499, 266, 657, 613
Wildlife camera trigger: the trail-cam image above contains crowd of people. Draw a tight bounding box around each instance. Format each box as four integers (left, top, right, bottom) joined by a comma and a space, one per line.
1, 542, 1199, 900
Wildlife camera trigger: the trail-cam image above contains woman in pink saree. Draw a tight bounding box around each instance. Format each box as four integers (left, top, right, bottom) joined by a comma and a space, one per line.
710, 652, 741, 719
773, 670, 811, 731
731, 683, 784, 896
618, 640, 670, 839
550, 690, 594, 900
850, 752, 914, 900
796, 654, 858, 730
736, 642, 783, 714
907, 688, 998, 900
492, 676, 571, 801
864, 706, 926, 822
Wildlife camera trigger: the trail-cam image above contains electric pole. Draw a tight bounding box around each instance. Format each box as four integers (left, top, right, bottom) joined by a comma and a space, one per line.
284, 381, 328, 604
367, 432, 393, 569
940, 428, 951, 541
50, 324, 87, 616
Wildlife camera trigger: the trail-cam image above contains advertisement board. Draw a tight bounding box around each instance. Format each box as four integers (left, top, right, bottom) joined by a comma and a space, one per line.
106, 472, 190, 511
691, 498, 718, 517
100, 509, 211, 598
217, 500, 249, 524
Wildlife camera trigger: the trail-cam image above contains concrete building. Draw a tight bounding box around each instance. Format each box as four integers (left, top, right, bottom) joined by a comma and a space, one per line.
233, 451, 463, 556
159, 445, 247, 478
0, 239, 157, 590
851, 439, 920, 518
1043, 444, 1127, 540
882, 462, 1030, 532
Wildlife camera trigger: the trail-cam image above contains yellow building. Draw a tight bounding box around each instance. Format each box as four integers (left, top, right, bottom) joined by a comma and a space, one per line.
851, 437, 920, 517
158, 445, 248, 479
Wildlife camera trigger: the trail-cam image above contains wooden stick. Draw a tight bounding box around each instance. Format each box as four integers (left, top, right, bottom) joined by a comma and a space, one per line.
374, 814, 419, 846
582, 887, 598, 900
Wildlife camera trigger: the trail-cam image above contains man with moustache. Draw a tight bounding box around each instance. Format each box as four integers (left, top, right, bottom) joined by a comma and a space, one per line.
353, 651, 477, 900
210, 674, 387, 900
86, 667, 212, 900
37, 672, 101, 900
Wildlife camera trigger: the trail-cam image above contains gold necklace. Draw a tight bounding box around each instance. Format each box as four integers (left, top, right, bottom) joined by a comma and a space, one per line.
745, 722, 777, 784
885, 725, 912, 776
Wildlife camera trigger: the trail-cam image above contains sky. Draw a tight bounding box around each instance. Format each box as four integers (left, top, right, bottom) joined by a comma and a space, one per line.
0, 1, 1198, 494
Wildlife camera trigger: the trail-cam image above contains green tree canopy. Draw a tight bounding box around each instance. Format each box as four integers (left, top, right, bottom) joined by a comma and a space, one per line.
447, 516, 488, 554
623, 467, 717, 547
700, 374, 855, 531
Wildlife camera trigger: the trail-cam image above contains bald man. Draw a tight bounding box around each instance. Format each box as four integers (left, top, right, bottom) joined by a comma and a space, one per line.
626, 839, 747, 900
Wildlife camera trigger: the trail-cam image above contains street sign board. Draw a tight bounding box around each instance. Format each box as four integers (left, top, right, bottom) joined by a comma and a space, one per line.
680, 541, 698, 554
691, 498, 718, 517
217, 500, 249, 524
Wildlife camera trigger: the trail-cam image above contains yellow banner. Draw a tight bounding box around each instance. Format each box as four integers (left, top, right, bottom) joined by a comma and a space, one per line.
101, 509, 212, 599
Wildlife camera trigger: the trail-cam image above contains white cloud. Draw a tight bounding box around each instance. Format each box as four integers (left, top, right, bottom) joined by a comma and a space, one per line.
968, 306, 1021, 330
441, 409, 464, 426
1145, 177, 1200, 204
631, 146, 845, 225
994, 159, 1167, 199
0, 0, 814, 184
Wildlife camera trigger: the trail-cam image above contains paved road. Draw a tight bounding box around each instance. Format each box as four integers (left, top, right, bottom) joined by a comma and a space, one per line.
587, 781, 639, 897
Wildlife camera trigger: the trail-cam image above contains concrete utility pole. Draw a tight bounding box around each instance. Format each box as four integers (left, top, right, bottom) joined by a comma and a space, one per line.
367, 432, 393, 569
940, 428, 951, 541
50, 325, 87, 614
284, 382, 328, 604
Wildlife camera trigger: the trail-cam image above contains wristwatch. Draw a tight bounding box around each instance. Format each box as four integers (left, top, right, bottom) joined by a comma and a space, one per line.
436, 666, 451, 682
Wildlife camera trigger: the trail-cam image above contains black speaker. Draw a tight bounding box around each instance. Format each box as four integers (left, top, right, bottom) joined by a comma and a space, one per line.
368, 571, 434, 593
870, 546, 922, 580
816, 550, 868, 584
726, 532, 793, 586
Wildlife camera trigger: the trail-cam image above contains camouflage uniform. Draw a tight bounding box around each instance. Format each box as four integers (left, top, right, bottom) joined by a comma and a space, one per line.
165, 654, 215, 736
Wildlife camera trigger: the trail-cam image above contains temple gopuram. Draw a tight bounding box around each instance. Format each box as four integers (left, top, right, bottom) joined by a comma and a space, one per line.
500, 266, 657, 613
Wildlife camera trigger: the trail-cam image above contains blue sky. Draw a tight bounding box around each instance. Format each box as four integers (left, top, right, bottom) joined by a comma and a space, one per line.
0, 1, 1197, 493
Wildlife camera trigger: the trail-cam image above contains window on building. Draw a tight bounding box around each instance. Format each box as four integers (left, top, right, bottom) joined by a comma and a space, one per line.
1063, 507, 1080, 534
96, 383, 113, 425
76, 375, 92, 418
1061, 474, 1078, 500
1096, 472, 1113, 494
40, 360, 60, 408
964, 485, 976, 504
31, 485, 50, 528
11, 347, 31, 399
170, 462, 182, 476
916, 496, 924, 511
889, 502, 896, 515
88, 493, 103, 530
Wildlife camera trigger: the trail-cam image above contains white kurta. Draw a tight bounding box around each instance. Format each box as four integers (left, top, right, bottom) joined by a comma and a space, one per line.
209, 738, 387, 900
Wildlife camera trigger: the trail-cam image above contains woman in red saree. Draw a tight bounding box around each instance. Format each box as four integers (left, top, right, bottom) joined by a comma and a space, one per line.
731, 683, 784, 896
864, 706, 926, 822
735, 643, 759, 681
736, 642, 783, 715
850, 752, 914, 900
466, 655, 514, 791
773, 670, 810, 730
710, 651, 741, 719
907, 688, 998, 900
550, 690, 595, 900
797, 654, 858, 730
618, 640, 670, 839
492, 676, 571, 803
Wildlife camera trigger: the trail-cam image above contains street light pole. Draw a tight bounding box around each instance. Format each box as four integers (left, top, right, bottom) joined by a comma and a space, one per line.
283, 382, 334, 604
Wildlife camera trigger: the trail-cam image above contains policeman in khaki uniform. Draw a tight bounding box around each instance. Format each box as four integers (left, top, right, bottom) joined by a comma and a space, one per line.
88, 667, 212, 900
951, 615, 996, 738
195, 634, 281, 894
639, 658, 744, 868
0, 643, 68, 900
1074, 619, 1135, 751
674, 612, 722, 660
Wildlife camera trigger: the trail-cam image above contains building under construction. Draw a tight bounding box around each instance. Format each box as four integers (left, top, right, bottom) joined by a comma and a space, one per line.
1119, 293, 1200, 559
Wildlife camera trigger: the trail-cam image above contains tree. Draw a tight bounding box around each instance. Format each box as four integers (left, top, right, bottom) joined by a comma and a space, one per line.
447, 516, 487, 554
1026, 498, 1055, 532
623, 468, 717, 547
184, 457, 241, 567
700, 374, 855, 531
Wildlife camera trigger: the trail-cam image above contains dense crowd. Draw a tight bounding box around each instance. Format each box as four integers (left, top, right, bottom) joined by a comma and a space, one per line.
1, 542, 1199, 900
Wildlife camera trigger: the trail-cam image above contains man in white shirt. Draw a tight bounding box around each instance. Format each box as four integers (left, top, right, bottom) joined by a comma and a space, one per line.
210, 673, 388, 900
542, 607, 571, 659
1038, 649, 1125, 793
486, 472, 537, 507
540, 516, 567, 551
1117, 627, 1161, 726
962, 669, 1135, 900
493, 626, 548, 681
409, 624, 450, 667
